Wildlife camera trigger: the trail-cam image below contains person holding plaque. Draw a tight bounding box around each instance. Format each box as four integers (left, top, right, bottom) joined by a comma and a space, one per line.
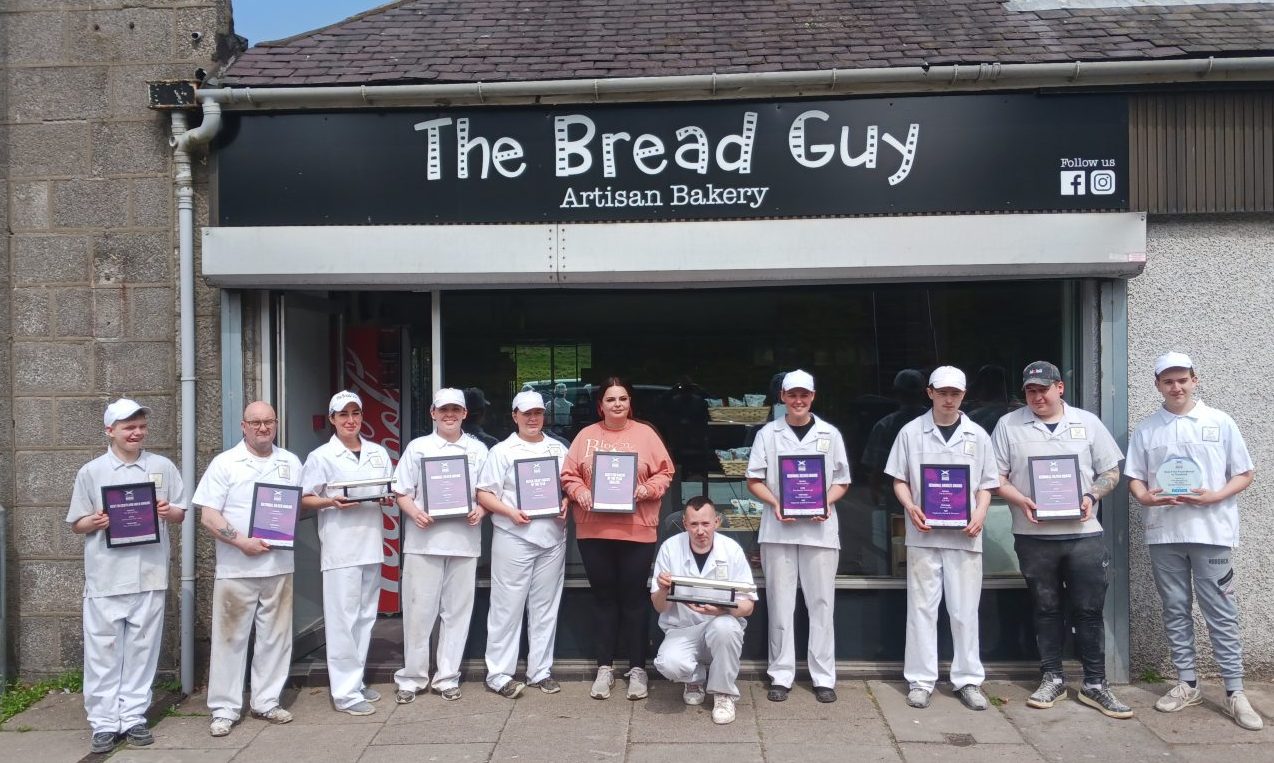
745, 369, 851, 703
477, 391, 571, 697
562, 377, 675, 700
1126, 353, 1261, 730
66, 399, 185, 754
651, 497, 757, 725
991, 361, 1131, 718
391, 388, 490, 702
884, 367, 998, 711
299, 391, 395, 716
193, 401, 304, 737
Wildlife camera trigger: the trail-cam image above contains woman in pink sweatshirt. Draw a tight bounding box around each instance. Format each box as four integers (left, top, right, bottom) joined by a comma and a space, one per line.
562, 377, 674, 701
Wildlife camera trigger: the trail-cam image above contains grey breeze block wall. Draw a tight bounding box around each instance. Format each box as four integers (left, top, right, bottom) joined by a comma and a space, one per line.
1128, 214, 1274, 680
2, 0, 229, 680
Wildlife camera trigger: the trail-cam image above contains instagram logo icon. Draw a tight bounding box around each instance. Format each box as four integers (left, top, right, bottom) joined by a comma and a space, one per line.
1090, 170, 1116, 195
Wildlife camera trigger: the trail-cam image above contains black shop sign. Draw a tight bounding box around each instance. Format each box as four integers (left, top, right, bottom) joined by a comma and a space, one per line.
216, 93, 1128, 225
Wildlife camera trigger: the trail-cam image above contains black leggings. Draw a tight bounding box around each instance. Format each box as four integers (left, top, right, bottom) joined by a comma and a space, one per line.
577, 538, 657, 669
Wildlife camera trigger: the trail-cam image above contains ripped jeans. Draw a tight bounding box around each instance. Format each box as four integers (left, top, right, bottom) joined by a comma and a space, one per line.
1014, 533, 1110, 684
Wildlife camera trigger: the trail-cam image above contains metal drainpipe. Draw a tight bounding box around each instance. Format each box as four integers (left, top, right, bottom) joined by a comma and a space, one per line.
169, 98, 222, 695
1, 503, 8, 693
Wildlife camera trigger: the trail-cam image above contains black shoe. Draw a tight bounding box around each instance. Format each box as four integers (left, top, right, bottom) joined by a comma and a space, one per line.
814, 686, 838, 703
90, 731, 118, 754
767, 684, 790, 702
125, 724, 154, 746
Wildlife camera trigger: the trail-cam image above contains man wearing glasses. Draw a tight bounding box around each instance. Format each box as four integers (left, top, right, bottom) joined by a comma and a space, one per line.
192, 401, 304, 737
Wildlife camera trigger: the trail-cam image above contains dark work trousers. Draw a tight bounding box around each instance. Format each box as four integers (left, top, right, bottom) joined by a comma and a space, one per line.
1013, 533, 1110, 684
577, 538, 658, 670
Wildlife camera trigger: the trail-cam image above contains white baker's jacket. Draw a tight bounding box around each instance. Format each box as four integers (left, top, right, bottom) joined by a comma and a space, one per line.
747, 414, 851, 549
650, 531, 757, 631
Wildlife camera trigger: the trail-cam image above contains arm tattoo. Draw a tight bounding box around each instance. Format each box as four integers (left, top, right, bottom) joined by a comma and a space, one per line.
217, 525, 239, 540
1089, 466, 1122, 500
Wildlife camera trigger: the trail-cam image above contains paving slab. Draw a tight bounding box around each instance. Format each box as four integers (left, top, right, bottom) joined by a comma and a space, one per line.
147, 713, 267, 749
284, 685, 386, 724
358, 742, 496, 761
1123, 683, 1264, 746
748, 680, 876, 720
0, 691, 84, 731
764, 743, 902, 762
108, 748, 238, 762
383, 684, 515, 725
629, 683, 757, 743
372, 710, 509, 746
987, 680, 1177, 763
899, 741, 1046, 762
628, 741, 765, 762
237, 721, 380, 763
1171, 742, 1273, 762
870, 681, 1024, 745
0, 729, 93, 762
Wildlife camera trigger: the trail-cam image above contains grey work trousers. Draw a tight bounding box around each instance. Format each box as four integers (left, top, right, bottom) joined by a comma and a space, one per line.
1149, 542, 1245, 691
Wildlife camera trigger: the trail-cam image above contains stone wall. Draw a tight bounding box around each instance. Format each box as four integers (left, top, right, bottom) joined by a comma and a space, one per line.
1128, 214, 1274, 679
2, 0, 229, 680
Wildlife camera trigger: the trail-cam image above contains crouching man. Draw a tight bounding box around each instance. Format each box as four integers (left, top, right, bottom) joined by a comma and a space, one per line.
651, 497, 758, 725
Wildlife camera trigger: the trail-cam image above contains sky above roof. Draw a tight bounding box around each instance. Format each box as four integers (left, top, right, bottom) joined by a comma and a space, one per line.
233, 0, 379, 45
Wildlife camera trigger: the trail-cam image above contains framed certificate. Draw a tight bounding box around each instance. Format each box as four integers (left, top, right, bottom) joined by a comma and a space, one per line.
1027, 454, 1084, 520
421, 455, 472, 518
591, 452, 638, 513
249, 482, 301, 549
920, 464, 971, 528
778, 454, 827, 518
102, 482, 160, 549
667, 576, 758, 609
514, 457, 562, 518
1154, 456, 1204, 496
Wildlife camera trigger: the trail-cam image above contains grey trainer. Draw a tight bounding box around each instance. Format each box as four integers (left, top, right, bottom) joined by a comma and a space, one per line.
1026, 673, 1067, 709
590, 666, 615, 699
1226, 691, 1265, 731
907, 687, 932, 708
90, 731, 119, 754
338, 700, 376, 716
956, 684, 989, 711
1154, 681, 1202, 713
625, 667, 649, 700
1078, 684, 1134, 719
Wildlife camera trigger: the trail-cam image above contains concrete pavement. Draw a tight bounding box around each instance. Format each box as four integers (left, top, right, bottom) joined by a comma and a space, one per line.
2, 679, 1271, 762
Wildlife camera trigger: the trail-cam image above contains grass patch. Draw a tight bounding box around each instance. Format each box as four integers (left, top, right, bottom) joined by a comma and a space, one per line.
1138, 667, 1167, 684
1, 671, 83, 725
988, 694, 1007, 707
153, 676, 182, 693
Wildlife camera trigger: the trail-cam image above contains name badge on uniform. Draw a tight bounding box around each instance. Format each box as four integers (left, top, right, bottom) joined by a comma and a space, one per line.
149, 473, 163, 488
548, 445, 563, 457
466, 453, 477, 467
1069, 426, 1086, 440
1202, 426, 1221, 442
816, 437, 831, 453
712, 560, 729, 580
368, 453, 385, 468
278, 464, 291, 480
963, 441, 977, 457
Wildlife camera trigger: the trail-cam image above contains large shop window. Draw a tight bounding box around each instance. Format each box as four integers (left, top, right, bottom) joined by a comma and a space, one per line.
442, 281, 1079, 585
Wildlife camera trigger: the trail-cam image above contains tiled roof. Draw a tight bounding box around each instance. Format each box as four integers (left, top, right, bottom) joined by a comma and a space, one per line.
221, 1, 1274, 86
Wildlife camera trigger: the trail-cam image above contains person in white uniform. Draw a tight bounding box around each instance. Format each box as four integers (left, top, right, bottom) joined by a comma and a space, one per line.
477, 390, 571, 696
300, 390, 394, 716
1126, 352, 1261, 730
746, 369, 851, 703
392, 387, 489, 703
884, 367, 998, 711
194, 400, 303, 737
68, 399, 185, 755
651, 497, 757, 725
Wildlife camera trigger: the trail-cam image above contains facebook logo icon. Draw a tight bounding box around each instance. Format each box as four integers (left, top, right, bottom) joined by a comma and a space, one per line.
1060, 170, 1086, 195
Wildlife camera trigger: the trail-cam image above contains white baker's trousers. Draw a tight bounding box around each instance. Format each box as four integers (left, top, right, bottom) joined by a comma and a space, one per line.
760, 542, 838, 689
324, 563, 381, 709
484, 531, 566, 690
207, 574, 294, 721
653, 616, 746, 699
82, 590, 165, 734
904, 546, 984, 692
395, 553, 476, 692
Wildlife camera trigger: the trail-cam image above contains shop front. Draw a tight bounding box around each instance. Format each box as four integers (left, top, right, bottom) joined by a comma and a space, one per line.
203, 90, 1144, 673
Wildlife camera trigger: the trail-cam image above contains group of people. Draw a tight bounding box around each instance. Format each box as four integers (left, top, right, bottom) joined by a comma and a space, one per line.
66, 356, 1259, 753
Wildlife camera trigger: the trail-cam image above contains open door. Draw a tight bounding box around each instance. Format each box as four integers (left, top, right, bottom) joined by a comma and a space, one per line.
278, 292, 336, 659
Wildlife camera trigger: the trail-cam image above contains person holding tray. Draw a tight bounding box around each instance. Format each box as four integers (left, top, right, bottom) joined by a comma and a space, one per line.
476, 390, 571, 697
299, 390, 395, 716
194, 401, 304, 737
991, 361, 1130, 718
391, 388, 490, 702
67, 399, 185, 754
562, 376, 675, 700
884, 367, 998, 711
745, 369, 851, 703
651, 497, 757, 725
1126, 353, 1261, 730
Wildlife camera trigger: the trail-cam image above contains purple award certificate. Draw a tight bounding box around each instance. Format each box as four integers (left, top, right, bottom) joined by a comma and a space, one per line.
920, 464, 971, 528
102, 481, 160, 549
249, 482, 301, 548
778, 454, 827, 518
1028, 454, 1083, 520
514, 457, 562, 518
421, 455, 472, 518
591, 452, 638, 513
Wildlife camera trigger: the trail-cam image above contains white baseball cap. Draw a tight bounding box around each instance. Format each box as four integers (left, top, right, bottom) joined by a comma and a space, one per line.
928, 366, 967, 391
512, 390, 546, 412
1154, 352, 1194, 377
104, 398, 151, 427
782, 369, 816, 392
328, 390, 363, 414
432, 388, 467, 409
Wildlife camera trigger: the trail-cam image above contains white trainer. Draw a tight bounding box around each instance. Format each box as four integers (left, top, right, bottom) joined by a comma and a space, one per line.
625, 667, 648, 700
712, 694, 736, 725
1226, 692, 1265, 731
1154, 682, 1202, 713
683, 682, 706, 706
590, 665, 615, 699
